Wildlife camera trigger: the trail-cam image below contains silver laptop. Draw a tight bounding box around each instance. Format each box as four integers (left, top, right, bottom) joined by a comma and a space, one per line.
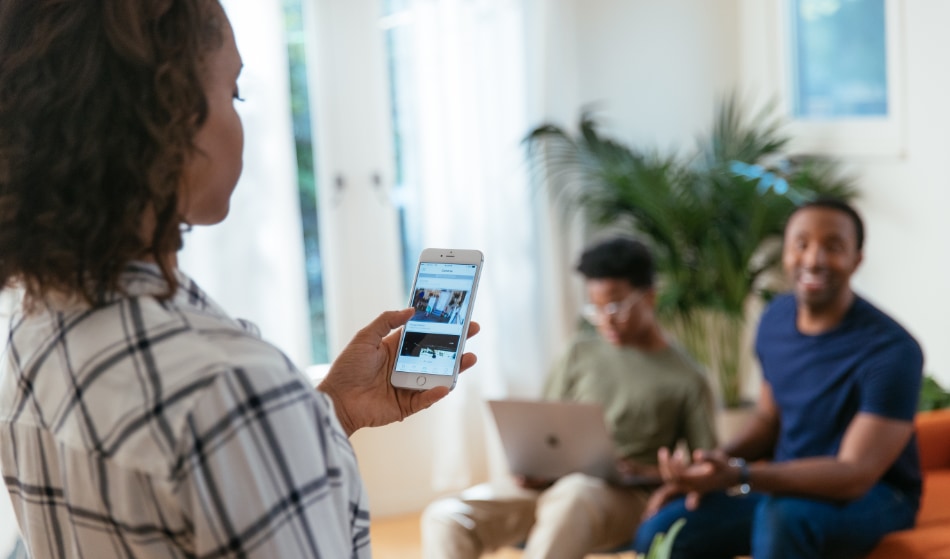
487, 399, 622, 482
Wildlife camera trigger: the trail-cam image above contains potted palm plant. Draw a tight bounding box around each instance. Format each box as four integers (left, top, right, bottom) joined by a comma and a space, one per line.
526, 96, 856, 409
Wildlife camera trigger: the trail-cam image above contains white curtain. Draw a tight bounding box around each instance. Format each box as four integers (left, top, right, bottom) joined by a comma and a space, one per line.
394, 0, 574, 490
179, 0, 312, 369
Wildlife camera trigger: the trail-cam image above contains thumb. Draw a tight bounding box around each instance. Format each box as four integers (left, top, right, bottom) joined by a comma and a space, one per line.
353, 308, 414, 344
408, 386, 450, 415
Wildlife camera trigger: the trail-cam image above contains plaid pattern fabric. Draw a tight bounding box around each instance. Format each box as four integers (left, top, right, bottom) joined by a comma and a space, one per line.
0, 263, 370, 558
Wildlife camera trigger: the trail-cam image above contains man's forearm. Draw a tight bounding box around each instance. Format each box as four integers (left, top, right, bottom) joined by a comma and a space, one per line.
746, 457, 880, 501
729, 412, 914, 502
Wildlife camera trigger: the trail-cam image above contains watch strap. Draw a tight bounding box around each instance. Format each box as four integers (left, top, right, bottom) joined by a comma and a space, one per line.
727, 457, 751, 496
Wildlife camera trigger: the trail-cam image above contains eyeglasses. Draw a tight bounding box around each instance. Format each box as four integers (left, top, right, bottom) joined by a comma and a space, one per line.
581, 291, 645, 326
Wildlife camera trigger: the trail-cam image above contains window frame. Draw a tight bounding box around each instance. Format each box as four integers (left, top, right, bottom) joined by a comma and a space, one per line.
300, 0, 406, 359
760, 0, 906, 158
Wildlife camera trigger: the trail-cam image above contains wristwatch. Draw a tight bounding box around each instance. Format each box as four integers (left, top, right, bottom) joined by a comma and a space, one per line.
727, 457, 752, 496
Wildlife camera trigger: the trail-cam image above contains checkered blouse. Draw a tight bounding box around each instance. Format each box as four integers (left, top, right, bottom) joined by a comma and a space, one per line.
0, 263, 370, 558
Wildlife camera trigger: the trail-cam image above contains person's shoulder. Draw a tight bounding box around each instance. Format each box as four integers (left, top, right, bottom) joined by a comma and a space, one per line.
850, 296, 922, 354
852, 295, 909, 329
58, 295, 312, 474
660, 342, 712, 393
565, 330, 604, 352
662, 342, 706, 375
761, 293, 797, 319
130, 293, 280, 367
756, 293, 797, 335
549, 331, 610, 375
128, 295, 321, 461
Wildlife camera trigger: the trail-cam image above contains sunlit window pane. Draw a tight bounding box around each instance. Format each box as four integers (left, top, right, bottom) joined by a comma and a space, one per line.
789, 0, 888, 118
284, 0, 328, 363
381, 4, 421, 292
382, 0, 409, 17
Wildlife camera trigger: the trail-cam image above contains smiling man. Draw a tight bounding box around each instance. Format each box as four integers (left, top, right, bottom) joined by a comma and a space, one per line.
635, 198, 924, 559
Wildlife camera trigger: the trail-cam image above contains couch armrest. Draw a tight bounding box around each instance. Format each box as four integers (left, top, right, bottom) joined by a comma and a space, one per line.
916, 409, 950, 472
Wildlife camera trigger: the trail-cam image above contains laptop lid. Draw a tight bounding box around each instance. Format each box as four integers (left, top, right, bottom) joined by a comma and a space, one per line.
487, 399, 619, 482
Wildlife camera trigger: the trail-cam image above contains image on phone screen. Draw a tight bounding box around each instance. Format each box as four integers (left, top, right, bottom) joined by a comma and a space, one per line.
394, 262, 478, 376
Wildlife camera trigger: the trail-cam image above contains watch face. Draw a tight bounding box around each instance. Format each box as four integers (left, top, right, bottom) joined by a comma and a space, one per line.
727, 483, 752, 497
727, 457, 751, 496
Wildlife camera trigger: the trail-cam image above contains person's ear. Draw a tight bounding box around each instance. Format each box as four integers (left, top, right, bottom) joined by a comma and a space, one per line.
643, 287, 658, 308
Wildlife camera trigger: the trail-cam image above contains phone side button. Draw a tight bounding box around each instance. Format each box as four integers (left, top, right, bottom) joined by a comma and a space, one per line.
416, 376, 427, 386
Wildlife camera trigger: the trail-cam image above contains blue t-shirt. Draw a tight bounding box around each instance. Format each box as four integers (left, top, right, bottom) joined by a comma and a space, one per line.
755, 294, 923, 503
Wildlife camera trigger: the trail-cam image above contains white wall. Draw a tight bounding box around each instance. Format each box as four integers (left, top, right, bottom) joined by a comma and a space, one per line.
570, 0, 741, 149
853, 0, 950, 384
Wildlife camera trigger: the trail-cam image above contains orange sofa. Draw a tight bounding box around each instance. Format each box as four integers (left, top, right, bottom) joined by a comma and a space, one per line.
866, 408, 950, 559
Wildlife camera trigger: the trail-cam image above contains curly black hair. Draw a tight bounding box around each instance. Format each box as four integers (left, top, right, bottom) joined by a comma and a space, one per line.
0, 0, 224, 307
576, 237, 655, 288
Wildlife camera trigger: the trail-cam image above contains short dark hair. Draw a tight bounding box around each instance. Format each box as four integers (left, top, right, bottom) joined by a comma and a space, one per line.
788, 197, 865, 251
0, 0, 224, 307
576, 237, 654, 288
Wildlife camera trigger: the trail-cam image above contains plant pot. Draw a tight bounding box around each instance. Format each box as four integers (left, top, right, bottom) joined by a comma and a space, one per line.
665, 309, 746, 409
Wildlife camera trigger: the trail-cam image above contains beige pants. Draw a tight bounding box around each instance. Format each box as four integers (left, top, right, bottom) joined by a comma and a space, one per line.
421, 473, 649, 559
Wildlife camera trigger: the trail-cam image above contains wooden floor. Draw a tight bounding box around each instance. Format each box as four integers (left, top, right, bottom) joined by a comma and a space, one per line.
370, 513, 520, 559
370, 513, 636, 559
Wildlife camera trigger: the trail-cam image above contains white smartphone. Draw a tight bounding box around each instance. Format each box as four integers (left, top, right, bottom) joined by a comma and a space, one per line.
390, 248, 484, 391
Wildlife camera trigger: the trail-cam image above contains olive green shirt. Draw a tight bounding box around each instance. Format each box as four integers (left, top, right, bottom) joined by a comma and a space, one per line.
542, 333, 717, 465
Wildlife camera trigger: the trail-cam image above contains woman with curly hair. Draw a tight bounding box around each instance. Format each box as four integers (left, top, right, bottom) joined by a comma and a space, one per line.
0, 1, 478, 557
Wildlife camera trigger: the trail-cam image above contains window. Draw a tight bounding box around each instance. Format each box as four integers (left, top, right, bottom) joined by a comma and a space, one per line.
284, 0, 328, 363
742, 0, 905, 157
789, 0, 888, 119
381, 0, 422, 292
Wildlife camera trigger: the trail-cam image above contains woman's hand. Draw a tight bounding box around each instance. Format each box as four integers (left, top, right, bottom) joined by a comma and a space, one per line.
318, 308, 479, 436
514, 475, 555, 491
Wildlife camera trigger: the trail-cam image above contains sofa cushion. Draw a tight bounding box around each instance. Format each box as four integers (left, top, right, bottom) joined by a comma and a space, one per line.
917, 409, 950, 472
865, 409, 950, 559
865, 523, 950, 559
917, 470, 950, 527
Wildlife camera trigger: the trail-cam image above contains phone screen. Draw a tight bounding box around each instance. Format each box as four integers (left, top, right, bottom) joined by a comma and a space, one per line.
394, 261, 479, 376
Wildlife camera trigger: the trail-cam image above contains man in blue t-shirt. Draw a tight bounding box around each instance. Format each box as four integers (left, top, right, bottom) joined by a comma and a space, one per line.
634, 198, 923, 559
